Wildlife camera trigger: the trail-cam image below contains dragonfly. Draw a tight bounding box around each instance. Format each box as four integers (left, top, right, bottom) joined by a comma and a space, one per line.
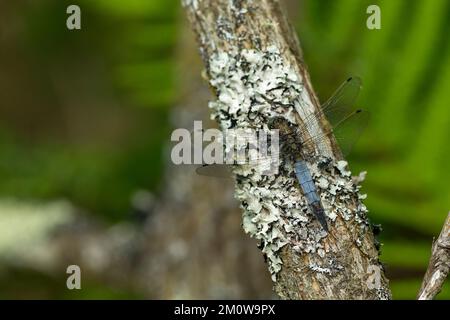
196, 77, 369, 232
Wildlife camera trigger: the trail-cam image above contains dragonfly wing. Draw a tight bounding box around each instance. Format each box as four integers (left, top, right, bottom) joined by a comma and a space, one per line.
194, 128, 282, 177
321, 76, 362, 126
294, 77, 367, 156
299, 109, 369, 156
330, 109, 370, 155
298, 77, 362, 132
318, 77, 367, 155
183, 128, 229, 178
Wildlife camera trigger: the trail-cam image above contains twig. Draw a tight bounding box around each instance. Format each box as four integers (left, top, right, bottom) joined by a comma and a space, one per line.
417, 212, 450, 300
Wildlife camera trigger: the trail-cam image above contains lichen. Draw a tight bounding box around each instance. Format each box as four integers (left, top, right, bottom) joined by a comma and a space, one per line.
308, 258, 344, 276
207, 47, 370, 281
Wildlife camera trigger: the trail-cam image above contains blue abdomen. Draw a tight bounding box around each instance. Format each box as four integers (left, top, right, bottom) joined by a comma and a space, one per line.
294, 160, 329, 231
294, 160, 320, 204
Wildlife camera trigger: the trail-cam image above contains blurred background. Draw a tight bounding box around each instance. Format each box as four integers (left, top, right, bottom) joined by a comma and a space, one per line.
0, 0, 448, 299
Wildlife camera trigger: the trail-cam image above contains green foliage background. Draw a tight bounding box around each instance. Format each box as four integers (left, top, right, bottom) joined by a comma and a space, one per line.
0, 0, 448, 299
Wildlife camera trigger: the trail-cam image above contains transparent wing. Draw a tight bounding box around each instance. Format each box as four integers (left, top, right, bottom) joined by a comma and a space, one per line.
300, 109, 370, 156
183, 127, 232, 177
321, 76, 362, 126
195, 129, 282, 177
296, 77, 367, 156
298, 77, 362, 132
332, 109, 369, 155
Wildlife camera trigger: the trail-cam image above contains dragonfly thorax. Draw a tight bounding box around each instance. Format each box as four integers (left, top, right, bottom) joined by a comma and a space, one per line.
268, 117, 304, 161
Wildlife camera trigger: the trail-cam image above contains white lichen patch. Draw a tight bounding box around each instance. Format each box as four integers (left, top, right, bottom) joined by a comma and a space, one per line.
208, 45, 305, 129
308, 258, 344, 276
309, 263, 332, 275
430, 270, 441, 287
207, 47, 370, 281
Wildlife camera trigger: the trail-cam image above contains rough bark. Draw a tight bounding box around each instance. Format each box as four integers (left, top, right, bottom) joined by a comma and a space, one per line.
182, 0, 391, 299
418, 212, 450, 300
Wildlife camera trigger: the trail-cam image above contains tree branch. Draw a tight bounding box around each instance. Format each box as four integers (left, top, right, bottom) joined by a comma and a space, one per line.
418, 212, 450, 300
182, 0, 391, 299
